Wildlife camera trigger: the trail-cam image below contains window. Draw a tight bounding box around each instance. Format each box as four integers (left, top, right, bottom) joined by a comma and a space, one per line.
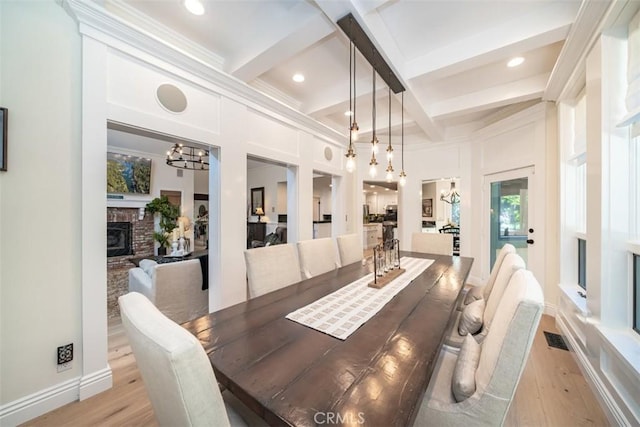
634, 254, 640, 334
578, 238, 587, 290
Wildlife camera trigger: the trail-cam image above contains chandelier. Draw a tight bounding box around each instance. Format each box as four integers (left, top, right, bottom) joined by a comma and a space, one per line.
166, 143, 209, 171
440, 180, 460, 204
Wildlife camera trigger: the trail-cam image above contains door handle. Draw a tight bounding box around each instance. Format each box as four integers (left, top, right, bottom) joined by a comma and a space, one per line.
526, 239, 534, 245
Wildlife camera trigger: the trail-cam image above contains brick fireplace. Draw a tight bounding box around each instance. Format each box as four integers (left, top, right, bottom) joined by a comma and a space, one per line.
107, 207, 154, 319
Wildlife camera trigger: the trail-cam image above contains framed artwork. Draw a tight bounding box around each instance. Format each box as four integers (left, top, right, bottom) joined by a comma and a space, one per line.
422, 198, 433, 217
251, 187, 265, 215
0, 107, 7, 171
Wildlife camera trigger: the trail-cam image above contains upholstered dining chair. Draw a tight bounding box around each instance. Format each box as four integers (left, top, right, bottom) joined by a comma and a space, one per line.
444, 252, 525, 348
336, 233, 364, 267
297, 237, 339, 279
245, 243, 301, 298
119, 292, 265, 427
415, 269, 543, 426
411, 232, 453, 256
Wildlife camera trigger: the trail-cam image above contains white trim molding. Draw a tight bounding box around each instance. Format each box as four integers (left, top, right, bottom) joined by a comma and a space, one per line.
0, 377, 81, 426
79, 367, 113, 400
556, 314, 635, 426
59, 0, 345, 147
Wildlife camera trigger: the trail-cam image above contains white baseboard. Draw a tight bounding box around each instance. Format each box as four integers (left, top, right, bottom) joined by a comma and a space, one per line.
556, 315, 630, 426
0, 367, 112, 426
79, 366, 112, 400
544, 302, 557, 317
0, 377, 80, 427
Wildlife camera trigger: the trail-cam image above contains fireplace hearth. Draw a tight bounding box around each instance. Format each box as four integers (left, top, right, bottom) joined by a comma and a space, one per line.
107, 222, 133, 257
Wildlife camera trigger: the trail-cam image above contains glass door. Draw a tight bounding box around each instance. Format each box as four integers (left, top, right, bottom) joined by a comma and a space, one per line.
485, 167, 536, 276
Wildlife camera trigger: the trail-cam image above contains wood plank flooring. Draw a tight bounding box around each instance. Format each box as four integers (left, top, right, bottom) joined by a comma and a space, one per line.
23, 315, 608, 427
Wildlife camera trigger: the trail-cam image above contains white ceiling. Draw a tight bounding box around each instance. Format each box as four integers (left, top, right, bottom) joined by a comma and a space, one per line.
104, 0, 608, 148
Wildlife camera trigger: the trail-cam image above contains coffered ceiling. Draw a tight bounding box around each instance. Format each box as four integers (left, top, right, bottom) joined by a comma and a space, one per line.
105, 0, 612, 146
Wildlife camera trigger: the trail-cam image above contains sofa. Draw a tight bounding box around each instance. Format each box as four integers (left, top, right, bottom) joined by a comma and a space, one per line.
128, 258, 208, 324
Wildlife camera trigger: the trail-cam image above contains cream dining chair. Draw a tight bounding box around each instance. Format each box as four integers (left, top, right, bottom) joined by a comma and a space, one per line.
244, 243, 301, 298
411, 232, 453, 256
119, 292, 266, 427
415, 269, 543, 426
297, 237, 339, 279
336, 233, 364, 267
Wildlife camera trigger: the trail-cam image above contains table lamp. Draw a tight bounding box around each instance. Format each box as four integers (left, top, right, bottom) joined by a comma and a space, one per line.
255, 207, 264, 222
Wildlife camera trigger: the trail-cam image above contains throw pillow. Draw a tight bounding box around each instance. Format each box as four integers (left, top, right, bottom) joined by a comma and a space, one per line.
452, 333, 481, 402
463, 285, 484, 305
264, 233, 281, 247
458, 298, 485, 336
139, 259, 157, 277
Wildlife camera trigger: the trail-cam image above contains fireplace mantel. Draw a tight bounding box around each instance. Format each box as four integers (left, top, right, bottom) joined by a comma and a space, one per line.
107, 198, 151, 219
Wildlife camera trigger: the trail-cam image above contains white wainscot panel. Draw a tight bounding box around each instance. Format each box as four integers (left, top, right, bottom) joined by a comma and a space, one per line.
480, 123, 535, 172
558, 294, 587, 347
600, 340, 640, 422
245, 109, 299, 156
312, 138, 342, 170
106, 51, 220, 133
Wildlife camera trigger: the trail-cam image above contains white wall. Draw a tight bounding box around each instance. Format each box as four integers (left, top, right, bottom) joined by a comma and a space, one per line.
0, 0, 84, 420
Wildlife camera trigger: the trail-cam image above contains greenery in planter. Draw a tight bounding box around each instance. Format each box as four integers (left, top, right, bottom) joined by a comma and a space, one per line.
146, 196, 180, 251
153, 231, 171, 249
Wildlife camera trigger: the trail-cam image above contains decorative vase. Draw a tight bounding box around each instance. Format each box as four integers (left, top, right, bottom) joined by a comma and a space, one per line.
158, 246, 167, 256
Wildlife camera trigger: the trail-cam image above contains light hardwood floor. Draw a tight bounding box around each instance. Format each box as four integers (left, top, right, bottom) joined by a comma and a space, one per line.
23, 315, 608, 426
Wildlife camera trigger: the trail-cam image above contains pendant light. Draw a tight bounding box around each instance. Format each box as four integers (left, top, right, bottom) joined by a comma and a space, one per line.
398, 91, 407, 186
385, 80, 394, 182
350, 38, 359, 142
345, 25, 356, 173
369, 50, 378, 178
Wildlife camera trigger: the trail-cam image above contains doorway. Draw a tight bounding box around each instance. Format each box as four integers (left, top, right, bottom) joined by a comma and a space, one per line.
484, 167, 537, 277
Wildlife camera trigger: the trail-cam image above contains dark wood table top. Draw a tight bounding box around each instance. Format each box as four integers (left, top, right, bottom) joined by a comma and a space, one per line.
183, 252, 473, 427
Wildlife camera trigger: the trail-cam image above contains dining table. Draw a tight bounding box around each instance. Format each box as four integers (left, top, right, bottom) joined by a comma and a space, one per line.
182, 251, 473, 427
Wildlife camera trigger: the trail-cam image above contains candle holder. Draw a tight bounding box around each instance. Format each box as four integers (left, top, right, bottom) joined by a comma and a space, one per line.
369, 238, 404, 289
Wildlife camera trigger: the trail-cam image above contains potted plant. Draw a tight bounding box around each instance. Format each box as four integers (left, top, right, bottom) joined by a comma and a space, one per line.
146, 195, 180, 255
153, 231, 171, 256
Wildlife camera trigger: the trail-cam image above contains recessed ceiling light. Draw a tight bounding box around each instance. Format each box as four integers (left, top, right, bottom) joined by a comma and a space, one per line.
507, 57, 524, 68
292, 73, 305, 83
344, 110, 353, 116
183, 0, 204, 15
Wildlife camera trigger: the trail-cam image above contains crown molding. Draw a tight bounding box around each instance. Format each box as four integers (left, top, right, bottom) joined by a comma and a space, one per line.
59, 0, 346, 146
544, 0, 614, 101
250, 79, 303, 111
104, 0, 225, 70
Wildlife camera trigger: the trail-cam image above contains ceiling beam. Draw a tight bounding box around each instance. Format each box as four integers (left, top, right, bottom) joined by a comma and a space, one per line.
228, 13, 335, 82
337, 13, 404, 93
405, 3, 576, 80
430, 73, 549, 119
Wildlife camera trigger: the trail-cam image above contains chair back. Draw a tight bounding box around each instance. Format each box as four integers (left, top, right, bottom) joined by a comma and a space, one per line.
411, 232, 453, 256
483, 243, 516, 299
297, 237, 339, 279
416, 269, 543, 426
482, 253, 525, 333
475, 269, 543, 422
336, 234, 363, 267
119, 292, 230, 427
245, 244, 301, 298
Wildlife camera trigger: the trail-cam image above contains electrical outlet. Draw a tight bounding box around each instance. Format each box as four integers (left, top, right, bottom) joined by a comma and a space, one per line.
57, 344, 73, 373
